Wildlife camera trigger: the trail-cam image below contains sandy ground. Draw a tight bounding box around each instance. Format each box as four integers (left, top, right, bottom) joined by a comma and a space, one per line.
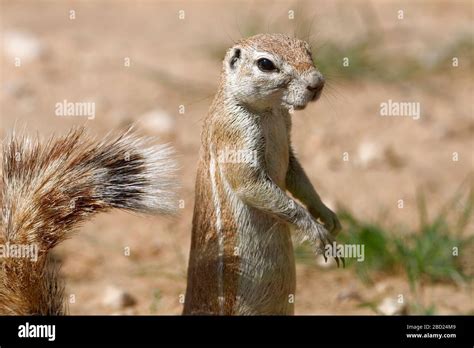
1, 0, 473, 314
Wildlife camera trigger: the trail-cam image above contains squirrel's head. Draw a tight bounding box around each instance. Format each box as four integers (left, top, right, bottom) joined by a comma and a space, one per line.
223, 33, 324, 112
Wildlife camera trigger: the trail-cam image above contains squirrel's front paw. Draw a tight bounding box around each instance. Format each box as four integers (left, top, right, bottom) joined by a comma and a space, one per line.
308, 214, 344, 267
311, 204, 341, 236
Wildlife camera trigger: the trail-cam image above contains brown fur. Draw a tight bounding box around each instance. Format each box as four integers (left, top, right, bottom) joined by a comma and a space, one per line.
0, 128, 177, 315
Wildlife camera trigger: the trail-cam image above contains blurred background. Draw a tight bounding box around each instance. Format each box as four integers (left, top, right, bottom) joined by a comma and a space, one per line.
1, 0, 472, 314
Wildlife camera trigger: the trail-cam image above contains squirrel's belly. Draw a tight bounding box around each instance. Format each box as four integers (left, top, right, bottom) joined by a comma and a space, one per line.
235, 212, 296, 314
228, 191, 296, 314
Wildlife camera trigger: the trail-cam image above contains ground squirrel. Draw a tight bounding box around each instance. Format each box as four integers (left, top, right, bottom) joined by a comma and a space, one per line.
0, 128, 177, 315
183, 33, 342, 315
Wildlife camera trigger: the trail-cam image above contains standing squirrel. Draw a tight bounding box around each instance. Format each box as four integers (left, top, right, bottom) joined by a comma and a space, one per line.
0, 128, 178, 315
183, 34, 342, 315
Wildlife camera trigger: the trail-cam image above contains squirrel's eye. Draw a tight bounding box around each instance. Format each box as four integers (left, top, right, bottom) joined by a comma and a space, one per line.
257, 58, 277, 72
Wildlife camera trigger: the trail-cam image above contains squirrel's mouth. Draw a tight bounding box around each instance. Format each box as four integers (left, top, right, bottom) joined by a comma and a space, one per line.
292, 104, 307, 111
282, 90, 322, 111
281, 101, 308, 111
311, 89, 323, 102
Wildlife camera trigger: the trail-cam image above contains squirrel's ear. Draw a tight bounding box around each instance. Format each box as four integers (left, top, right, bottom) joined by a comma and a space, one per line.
229, 47, 241, 69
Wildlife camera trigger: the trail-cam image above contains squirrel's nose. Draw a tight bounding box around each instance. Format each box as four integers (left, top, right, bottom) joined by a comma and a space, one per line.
307, 74, 325, 93
307, 83, 324, 93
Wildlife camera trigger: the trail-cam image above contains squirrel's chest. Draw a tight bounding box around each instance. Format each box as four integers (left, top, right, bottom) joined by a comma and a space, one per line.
261, 114, 290, 187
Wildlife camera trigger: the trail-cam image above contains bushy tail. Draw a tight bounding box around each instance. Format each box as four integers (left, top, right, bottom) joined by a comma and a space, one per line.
0, 128, 178, 315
